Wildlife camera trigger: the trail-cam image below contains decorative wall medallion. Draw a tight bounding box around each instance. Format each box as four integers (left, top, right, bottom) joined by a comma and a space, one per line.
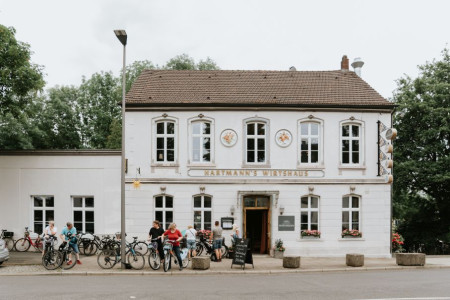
275, 129, 292, 147
220, 129, 238, 147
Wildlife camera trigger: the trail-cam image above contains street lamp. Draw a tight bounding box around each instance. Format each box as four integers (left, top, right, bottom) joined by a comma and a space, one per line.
114, 29, 127, 269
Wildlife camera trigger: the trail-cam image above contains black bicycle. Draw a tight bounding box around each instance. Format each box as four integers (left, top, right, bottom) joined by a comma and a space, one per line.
58, 234, 78, 270
42, 236, 62, 270
196, 235, 228, 261
131, 236, 148, 256
97, 240, 145, 270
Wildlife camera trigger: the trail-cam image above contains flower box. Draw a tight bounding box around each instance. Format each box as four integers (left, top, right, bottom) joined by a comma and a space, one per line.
302, 235, 320, 240
341, 229, 362, 238
301, 230, 321, 238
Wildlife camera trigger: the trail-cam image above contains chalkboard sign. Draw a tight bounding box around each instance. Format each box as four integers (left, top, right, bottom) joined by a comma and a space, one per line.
231, 238, 254, 269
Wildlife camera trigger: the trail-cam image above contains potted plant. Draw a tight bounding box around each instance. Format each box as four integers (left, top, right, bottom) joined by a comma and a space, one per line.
301, 230, 321, 239
392, 232, 405, 253
273, 238, 285, 259
341, 229, 362, 238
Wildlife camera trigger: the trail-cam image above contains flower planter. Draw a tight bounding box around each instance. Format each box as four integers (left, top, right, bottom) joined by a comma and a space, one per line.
342, 235, 361, 239
274, 250, 284, 259
301, 236, 320, 239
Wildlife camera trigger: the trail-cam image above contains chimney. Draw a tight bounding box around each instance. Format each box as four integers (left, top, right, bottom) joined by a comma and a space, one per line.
341, 55, 349, 71
351, 57, 364, 77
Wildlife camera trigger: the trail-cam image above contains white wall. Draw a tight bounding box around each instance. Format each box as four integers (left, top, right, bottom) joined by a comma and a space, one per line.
0, 154, 121, 237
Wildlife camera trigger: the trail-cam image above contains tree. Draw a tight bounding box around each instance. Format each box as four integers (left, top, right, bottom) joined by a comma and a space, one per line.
393, 48, 450, 247
164, 54, 197, 70
0, 25, 45, 149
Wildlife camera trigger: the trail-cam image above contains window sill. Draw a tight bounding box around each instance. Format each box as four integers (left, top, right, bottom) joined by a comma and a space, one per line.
188, 164, 217, 169
151, 163, 180, 168
338, 165, 366, 170
296, 237, 323, 242
338, 237, 365, 241
297, 165, 325, 170
241, 163, 271, 169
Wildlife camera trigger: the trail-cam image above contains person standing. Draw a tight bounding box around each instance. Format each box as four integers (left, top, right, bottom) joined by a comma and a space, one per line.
148, 220, 165, 265
60, 222, 81, 265
161, 223, 184, 271
185, 225, 197, 260
42, 220, 57, 257
211, 221, 223, 262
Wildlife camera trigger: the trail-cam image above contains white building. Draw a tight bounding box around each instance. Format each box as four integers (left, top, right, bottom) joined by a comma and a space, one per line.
123, 57, 395, 257
0, 56, 395, 257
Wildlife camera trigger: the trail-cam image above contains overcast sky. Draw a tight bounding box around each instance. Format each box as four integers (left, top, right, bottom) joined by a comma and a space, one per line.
1, 0, 449, 99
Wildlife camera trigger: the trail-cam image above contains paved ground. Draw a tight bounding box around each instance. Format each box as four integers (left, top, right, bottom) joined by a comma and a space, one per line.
2, 252, 450, 276
1, 269, 450, 300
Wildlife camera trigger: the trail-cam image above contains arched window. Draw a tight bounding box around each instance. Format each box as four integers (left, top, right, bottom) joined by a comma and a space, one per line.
300, 122, 320, 164
300, 195, 320, 231
342, 195, 360, 231
245, 120, 268, 163
155, 120, 176, 163
193, 195, 212, 230
154, 195, 173, 230
191, 121, 211, 163
341, 123, 361, 165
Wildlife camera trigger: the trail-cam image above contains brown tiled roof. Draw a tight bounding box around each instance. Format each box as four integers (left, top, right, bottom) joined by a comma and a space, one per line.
126, 70, 393, 108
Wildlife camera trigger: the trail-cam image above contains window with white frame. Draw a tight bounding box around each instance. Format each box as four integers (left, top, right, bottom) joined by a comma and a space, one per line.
32, 196, 54, 234
155, 195, 173, 230
156, 121, 175, 162
193, 195, 212, 230
342, 195, 360, 231
341, 124, 361, 164
72, 196, 95, 233
300, 122, 320, 164
246, 121, 266, 163
300, 196, 319, 231
192, 121, 211, 163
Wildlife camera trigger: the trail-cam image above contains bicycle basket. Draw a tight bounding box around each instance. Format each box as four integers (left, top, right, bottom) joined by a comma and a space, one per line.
3, 231, 14, 238
148, 242, 158, 249
163, 243, 173, 250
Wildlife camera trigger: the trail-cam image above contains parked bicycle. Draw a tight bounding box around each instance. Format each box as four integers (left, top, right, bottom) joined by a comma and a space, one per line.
0, 229, 15, 251
131, 236, 148, 256
97, 239, 145, 270
14, 227, 43, 252
147, 238, 161, 270
42, 236, 62, 270
162, 240, 189, 272
196, 235, 228, 261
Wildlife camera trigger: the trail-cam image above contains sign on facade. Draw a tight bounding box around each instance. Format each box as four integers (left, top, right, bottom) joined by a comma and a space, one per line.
278, 216, 295, 231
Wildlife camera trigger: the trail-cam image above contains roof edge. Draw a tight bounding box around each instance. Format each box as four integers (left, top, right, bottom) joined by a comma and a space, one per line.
0, 149, 121, 156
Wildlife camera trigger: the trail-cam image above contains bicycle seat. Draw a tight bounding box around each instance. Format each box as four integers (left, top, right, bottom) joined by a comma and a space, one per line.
133, 236, 138, 240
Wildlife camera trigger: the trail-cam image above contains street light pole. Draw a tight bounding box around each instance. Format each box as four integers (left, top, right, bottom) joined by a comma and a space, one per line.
114, 29, 127, 269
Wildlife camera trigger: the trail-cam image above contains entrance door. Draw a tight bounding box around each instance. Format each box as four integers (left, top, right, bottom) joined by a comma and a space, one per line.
243, 196, 270, 254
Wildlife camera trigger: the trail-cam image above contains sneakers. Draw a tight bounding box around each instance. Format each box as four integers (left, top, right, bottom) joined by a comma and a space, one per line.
76, 260, 82, 265
179, 266, 183, 271
67, 260, 72, 265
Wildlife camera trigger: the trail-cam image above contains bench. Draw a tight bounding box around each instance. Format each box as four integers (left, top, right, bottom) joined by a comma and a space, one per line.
283, 256, 301, 268
346, 253, 364, 267
191, 256, 210, 270
396, 253, 426, 266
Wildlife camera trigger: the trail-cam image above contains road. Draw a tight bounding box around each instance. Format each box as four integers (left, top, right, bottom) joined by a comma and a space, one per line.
1, 269, 450, 300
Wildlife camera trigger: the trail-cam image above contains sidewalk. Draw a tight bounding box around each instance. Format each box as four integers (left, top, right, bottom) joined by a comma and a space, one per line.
2, 252, 450, 276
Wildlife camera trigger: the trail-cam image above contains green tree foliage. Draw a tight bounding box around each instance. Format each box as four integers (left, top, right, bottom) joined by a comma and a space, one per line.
393, 49, 450, 246
0, 25, 45, 149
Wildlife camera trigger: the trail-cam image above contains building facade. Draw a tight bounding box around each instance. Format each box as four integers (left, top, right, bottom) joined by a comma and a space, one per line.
124, 60, 395, 257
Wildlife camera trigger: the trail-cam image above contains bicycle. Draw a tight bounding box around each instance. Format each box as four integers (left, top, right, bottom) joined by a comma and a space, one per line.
58, 233, 80, 270
14, 227, 44, 252
97, 239, 145, 270
42, 236, 62, 270
147, 238, 161, 270
195, 235, 228, 261
0, 229, 15, 251
77, 232, 99, 256
131, 236, 148, 256
162, 240, 189, 272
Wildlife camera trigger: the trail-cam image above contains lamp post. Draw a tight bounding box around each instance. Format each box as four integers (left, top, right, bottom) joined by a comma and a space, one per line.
114, 29, 127, 269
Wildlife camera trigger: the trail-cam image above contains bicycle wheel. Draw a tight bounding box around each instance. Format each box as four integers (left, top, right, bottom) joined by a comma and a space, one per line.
148, 251, 161, 270
83, 241, 98, 256
97, 250, 117, 269
133, 242, 148, 255
163, 252, 171, 272
14, 238, 31, 252
196, 243, 203, 256
42, 250, 63, 270
4, 238, 14, 251
210, 252, 217, 262
182, 255, 189, 268
61, 250, 77, 270
221, 245, 228, 258
127, 252, 145, 270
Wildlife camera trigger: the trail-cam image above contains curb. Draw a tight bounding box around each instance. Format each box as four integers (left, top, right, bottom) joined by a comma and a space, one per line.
0, 264, 448, 277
